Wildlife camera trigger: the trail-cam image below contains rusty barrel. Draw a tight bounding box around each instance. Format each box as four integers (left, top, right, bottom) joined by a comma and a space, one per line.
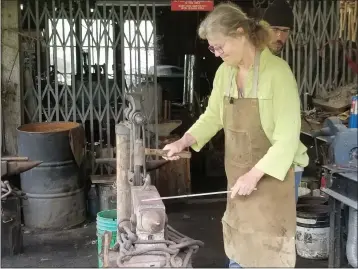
17, 122, 86, 230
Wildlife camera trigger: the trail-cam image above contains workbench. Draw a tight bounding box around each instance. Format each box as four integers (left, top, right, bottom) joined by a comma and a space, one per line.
301, 120, 328, 142
302, 115, 358, 267
321, 165, 357, 268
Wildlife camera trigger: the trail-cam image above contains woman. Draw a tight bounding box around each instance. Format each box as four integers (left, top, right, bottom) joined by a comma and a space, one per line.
163, 3, 309, 268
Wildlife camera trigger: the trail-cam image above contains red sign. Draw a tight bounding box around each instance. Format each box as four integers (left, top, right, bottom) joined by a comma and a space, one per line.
171, 0, 214, 11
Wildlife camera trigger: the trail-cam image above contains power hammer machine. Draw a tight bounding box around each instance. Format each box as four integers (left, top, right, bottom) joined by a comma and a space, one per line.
101, 93, 204, 267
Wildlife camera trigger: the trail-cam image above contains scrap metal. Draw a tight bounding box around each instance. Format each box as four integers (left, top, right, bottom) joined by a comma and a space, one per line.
1, 181, 13, 200
1, 157, 41, 222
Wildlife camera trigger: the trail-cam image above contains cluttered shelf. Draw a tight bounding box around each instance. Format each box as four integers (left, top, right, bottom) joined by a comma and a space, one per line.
301, 86, 357, 142
301, 112, 333, 143
301, 116, 324, 140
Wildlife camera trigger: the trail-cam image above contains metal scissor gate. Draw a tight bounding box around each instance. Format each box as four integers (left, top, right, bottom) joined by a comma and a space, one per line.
282, 0, 357, 110
20, 0, 165, 174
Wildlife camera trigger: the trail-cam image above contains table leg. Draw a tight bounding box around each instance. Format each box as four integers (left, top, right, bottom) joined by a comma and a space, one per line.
329, 197, 342, 268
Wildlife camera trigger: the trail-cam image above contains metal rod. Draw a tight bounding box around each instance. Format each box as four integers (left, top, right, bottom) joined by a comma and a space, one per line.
141, 189, 257, 202
142, 191, 231, 202
1, 156, 29, 161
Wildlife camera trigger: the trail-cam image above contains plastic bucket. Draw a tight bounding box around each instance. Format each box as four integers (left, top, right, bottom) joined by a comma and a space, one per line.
296, 205, 330, 259
96, 209, 117, 267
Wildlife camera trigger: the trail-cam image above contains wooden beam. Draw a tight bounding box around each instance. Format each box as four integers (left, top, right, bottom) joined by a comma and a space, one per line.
115, 124, 131, 230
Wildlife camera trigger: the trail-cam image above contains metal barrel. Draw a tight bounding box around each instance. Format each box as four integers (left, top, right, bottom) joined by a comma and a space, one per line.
17, 122, 86, 230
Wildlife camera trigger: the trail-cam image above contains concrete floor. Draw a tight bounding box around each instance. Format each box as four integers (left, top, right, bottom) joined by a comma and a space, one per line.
1, 201, 328, 268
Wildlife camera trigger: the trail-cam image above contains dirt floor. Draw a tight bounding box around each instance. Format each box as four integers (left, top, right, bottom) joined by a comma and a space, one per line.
1, 201, 328, 268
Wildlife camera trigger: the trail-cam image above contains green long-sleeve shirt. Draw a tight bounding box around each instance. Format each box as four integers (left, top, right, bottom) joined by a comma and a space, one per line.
187, 48, 309, 181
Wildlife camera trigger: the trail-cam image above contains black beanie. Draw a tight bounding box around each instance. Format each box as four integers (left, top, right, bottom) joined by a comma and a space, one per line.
262, 0, 294, 29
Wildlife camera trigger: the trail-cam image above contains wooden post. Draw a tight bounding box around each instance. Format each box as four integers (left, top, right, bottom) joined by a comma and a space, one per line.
1, 0, 22, 155
115, 123, 131, 231
103, 232, 110, 268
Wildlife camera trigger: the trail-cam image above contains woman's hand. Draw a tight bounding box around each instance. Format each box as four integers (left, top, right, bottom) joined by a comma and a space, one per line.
230, 167, 264, 198
162, 133, 197, 161
162, 140, 186, 161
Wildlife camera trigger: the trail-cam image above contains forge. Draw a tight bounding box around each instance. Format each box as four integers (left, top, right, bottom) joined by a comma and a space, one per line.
100, 93, 204, 268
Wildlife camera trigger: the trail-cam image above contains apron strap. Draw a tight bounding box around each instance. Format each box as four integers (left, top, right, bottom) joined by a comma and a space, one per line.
225, 71, 233, 97
252, 50, 261, 99
225, 50, 261, 99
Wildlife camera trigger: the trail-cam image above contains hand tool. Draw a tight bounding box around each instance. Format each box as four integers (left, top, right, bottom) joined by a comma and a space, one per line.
141, 189, 258, 202
144, 148, 192, 159
95, 158, 169, 171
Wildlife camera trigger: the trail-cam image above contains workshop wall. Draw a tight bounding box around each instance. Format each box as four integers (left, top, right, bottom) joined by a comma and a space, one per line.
1, 0, 22, 156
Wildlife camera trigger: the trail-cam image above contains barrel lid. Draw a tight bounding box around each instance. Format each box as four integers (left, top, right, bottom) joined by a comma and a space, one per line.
296, 204, 331, 218
17, 122, 81, 134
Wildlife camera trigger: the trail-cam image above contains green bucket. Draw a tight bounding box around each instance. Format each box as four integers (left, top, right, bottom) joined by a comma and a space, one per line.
96, 209, 117, 267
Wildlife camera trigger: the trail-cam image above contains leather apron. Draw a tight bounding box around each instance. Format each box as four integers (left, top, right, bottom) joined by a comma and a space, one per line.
222, 50, 296, 267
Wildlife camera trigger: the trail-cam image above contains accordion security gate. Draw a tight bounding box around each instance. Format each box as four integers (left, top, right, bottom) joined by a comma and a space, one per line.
20, 0, 357, 174
280, 0, 357, 110
20, 0, 162, 173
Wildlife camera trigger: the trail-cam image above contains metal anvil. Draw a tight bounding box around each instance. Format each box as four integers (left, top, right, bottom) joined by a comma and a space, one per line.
1, 160, 42, 177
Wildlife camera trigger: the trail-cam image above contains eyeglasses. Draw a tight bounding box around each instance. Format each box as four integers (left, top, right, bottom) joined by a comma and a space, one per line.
208, 39, 228, 55
271, 27, 290, 36
208, 45, 224, 55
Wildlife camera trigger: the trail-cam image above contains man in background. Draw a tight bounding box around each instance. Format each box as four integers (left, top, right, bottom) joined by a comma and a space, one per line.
262, 0, 294, 55
262, 0, 306, 201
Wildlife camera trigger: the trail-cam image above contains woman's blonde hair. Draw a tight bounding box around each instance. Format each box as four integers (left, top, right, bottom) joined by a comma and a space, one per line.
198, 2, 271, 49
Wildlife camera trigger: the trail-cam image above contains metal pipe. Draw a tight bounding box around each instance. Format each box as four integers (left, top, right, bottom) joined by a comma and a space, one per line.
134, 138, 144, 186
153, 4, 159, 186
0, 0, 2, 155
183, 54, 196, 111
347, 207, 357, 268
115, 123, 131, 232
